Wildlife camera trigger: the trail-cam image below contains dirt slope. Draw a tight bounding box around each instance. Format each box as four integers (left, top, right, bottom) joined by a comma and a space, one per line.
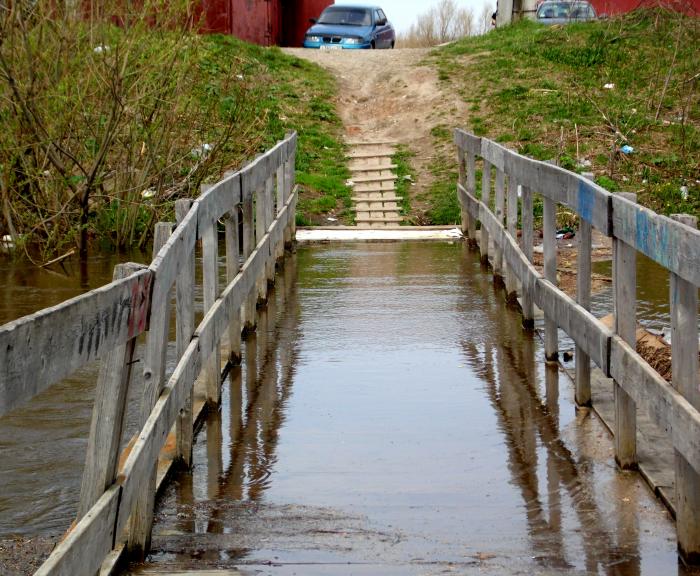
284, 48, 469, 217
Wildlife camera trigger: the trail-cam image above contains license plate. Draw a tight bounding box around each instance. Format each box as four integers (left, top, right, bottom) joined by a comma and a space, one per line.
320, 45, 342, 50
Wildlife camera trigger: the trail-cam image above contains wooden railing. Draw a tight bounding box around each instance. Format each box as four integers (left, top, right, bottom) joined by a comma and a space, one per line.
0, 132, 297, 575
454, 128, 700, 564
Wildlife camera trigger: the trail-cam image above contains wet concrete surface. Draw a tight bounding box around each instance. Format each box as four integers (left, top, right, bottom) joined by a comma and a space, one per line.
124, 242, 692, 576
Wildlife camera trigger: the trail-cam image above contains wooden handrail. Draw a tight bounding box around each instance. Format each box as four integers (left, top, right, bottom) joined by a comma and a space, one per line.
0, 131, 301, 576
455, 127, 700, 564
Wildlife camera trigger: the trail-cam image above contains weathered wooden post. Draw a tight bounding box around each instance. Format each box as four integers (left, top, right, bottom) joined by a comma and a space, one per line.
480, 161, 492, 266
276, 160, 286, 261
265, 175, 276, 287
493, 169, 506, 282
175, 199, 195, 466
77, 262, 147, 519
256, 185, 268, 304
224, 186, 242, 365
670, 214, 700, 563
575, 173, 594, 407
543, 194, 558, 361
288, 147, 297, 240
466, 154, 477, 244
201, 184, 222, 405
505, 177, 519, 303
612, 192, 637, 469
242, 178, 256, 332
456, 143, 470, 238
128, 222, 173, 558
520, 185, 534, 329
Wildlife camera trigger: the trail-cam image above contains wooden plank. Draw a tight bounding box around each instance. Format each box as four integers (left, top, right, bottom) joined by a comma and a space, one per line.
465, 154, 477, 241
613, 192, 638, 470
533, 278, 611, 371
0, 269, 151, 417
255, 186, 268, 303
505, 176, 518, 300
610, 337, 700, 477
224, 205, 241, 365
265, 175, 275, 286
117, 339, 202, 541
457, 146, 468, 236
128, 223, 174, 558
493, 169, 506, 278
453, 128, 481, 156
543, 195, 558, 361
148, 206, 198, 308
576, 173, 594, 406
457, 183, 479, 221
521, 185, 534, 327
201, 216, 221, 405
35, 486, 121, 576
196, 173, 241, 232
77, 263, 144, 520
481, 138, 506, 172
670, 214, 700, 563
175, 199, 195, 467
480, 161, 492, 265
612, 194, 700, 286
241, 191, 256, 331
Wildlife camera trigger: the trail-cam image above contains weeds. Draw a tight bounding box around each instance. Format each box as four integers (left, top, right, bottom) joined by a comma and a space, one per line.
429, 8, 700, 219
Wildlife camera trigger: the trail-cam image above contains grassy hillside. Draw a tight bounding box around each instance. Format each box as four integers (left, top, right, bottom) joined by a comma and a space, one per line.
0, 10, 348, 260
427, 8, 699, 224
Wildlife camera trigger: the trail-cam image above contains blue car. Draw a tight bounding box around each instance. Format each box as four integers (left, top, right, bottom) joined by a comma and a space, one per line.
303, 5, 395, 50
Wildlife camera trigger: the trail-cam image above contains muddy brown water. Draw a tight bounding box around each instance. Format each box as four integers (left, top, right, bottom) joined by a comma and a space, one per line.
0, 242, 695, 575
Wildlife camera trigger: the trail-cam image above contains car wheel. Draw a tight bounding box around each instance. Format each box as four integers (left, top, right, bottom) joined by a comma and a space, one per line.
391, 41, 395, 49
371, 40, 376, 49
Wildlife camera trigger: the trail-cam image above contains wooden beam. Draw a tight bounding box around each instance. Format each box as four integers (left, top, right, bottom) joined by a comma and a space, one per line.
543, 194, 558, 361
575, 173, 594, 407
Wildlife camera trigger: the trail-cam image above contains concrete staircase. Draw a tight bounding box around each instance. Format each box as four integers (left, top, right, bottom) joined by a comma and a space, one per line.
347, 141, 402, 228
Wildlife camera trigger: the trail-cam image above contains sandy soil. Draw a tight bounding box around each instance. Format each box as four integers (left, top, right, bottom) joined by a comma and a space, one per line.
284, 48, 470, 215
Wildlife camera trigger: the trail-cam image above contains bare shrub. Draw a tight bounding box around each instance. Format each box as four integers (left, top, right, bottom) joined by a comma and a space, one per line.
398, 0, 475, 47
0, 0, 263, 259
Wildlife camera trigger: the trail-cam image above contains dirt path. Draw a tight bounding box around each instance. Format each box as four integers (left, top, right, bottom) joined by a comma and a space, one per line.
284, 48, 470, 217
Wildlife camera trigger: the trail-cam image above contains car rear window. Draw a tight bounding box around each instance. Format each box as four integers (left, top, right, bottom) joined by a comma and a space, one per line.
318, 8, 372, 26
537, 2, 594, 18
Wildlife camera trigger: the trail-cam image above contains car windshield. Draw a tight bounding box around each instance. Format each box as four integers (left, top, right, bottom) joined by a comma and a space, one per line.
318, 8, 372, 26
537, 2, 594, 18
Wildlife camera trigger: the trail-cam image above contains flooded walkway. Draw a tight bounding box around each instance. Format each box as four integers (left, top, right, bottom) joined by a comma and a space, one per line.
128, 242, 683, 576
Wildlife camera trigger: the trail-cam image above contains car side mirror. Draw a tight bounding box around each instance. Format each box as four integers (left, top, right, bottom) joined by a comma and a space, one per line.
377, 18, 387, 26
309, 17, 317, 24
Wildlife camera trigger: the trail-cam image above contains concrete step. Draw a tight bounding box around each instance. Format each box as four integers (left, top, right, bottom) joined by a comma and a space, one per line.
353, 203, 399, 212
347, 149, 395, 159
351, 174, 396, 184
352, 183, 396, 193
349, 163, 397, 173
352, 195, 402, 203
355, 215, 403, 224
346, 140, 397, 147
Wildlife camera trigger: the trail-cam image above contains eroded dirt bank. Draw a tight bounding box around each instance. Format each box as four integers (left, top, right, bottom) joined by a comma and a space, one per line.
284, 48, 470, 218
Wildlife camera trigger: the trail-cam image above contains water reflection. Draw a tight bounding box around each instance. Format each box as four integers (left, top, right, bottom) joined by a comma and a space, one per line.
461, 259, 651, 575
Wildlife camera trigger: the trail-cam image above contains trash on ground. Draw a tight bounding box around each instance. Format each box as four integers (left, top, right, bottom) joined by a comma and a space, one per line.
556, 227, 575, 240
603, 83, 615, 89
191, 143, 212, 158
680, 186, 688, 200
141, 188, 156, 199
620, 145, 634, 155
326, 217, 337, 222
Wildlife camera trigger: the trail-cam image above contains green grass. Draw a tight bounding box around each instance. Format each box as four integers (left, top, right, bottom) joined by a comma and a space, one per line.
393, 145, 415, 218
204, 37, 351, 226
428, 8, 700, 219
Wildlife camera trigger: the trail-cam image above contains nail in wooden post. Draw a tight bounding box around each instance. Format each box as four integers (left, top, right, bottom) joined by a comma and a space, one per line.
575, 173, 594, 407
480, 161, 491, 266
613, 192, 637, 469
670, 214, 700, 563
543, 194, 558, 361
493, 169, 505, 281
505, 177, 519, 302
77, 262, 144, 519
175, 199, 195, 467
521, 185, 534, 329
128, 222, 173, 559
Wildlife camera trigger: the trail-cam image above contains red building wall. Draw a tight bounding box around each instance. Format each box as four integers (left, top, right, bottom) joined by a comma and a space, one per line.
588, 0, 700, 15
198, 0, 333, 46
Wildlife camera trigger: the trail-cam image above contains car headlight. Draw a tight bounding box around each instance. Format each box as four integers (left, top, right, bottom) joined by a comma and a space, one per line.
344, 37, 362, 44
306, 35, 322, 42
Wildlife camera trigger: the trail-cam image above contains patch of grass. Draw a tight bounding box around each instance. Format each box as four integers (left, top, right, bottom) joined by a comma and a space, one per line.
428, 8, 700, 219
393, 145, 415, 218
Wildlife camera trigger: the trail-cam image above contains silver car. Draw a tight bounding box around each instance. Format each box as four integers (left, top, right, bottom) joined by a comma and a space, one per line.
536, 1, 597, 24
